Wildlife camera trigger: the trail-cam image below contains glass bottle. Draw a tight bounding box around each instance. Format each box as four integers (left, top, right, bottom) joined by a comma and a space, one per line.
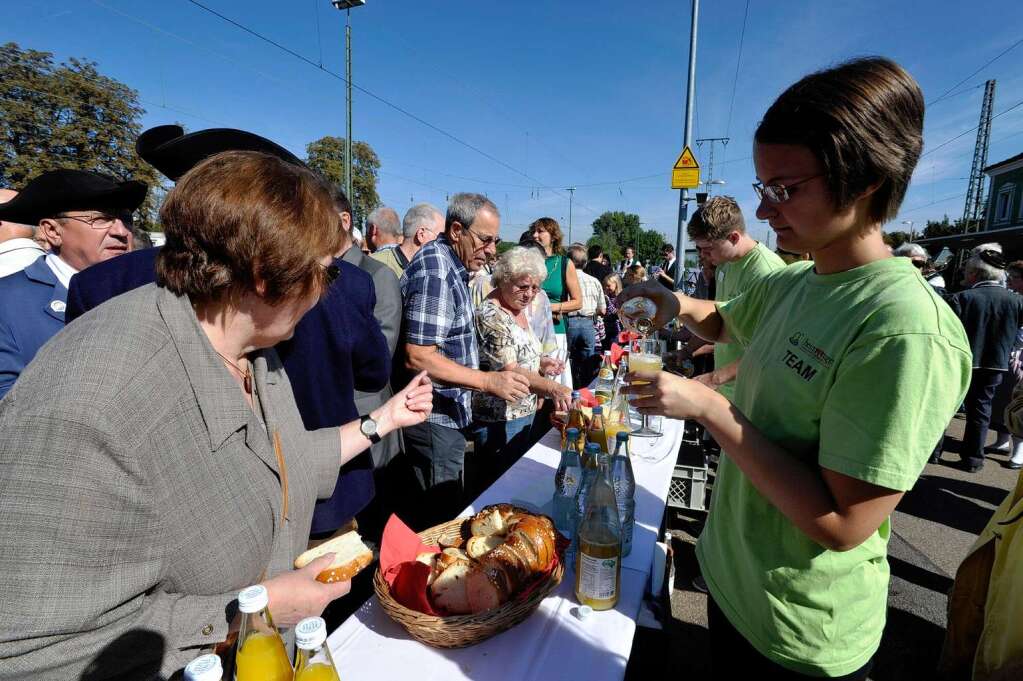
234, 584, 292, 681
618, 296, 658, 336
575, 446, 622, 610
293, 616, 341, 681
569, 442, 603, 567
587, 405, 607, 456
594, 351, 615, 403
553, 427, 584, 544
565, 390, 587, 453
185, 654, 223, 681
609, 431, 636, 557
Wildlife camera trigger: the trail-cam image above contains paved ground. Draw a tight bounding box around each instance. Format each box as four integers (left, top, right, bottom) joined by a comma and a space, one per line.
624, 414, 1018, 680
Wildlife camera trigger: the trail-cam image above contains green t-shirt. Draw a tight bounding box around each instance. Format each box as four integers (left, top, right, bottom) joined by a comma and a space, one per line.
713, 242, 786, 399
697, 257, 970, 677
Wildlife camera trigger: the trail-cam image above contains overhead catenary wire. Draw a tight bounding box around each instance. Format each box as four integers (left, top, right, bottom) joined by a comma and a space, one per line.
920, 98, 1023, 159
724, 0, 751, 140
927, 36, 1023, 106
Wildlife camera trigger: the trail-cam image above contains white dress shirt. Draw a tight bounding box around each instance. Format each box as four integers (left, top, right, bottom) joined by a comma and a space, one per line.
44, 253, 78, 289
0, 238, 45, 278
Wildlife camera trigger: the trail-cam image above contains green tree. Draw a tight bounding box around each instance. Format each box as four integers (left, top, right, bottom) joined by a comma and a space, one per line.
923, 214, 966, 239
587, 210, 665, 265
0, 42, 162, 229
305, 136, 381, 227
883, 230, 911, 249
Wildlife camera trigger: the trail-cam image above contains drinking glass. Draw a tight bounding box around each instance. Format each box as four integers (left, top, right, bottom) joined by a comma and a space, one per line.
628, 339, 663, 438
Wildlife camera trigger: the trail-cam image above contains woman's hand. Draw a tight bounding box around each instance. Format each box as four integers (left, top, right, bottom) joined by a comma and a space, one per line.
548, 383, 572, 413
375, 371, 433, 432
615, 280, 683, 330
621, 368, 720, 421
262, 554, 351, 627
540, 355, 565, 377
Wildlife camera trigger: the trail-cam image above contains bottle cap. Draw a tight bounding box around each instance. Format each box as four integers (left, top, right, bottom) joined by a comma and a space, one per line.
566, 427, 580, 440
585, 442, 601, 453
592, 405, 603, 415
616, 431, 629, 441
237, 584, 269, 613
184, 654, 223, 681
576, 604, 594, 620
571, 390, 580, 398
295, 616, 328, 650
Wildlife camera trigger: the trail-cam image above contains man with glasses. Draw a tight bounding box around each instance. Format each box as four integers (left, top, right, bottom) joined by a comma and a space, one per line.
398, 192, 531, 529
371, 202, 442, 279
0, 169, 145, 397
893, 242, 945, 290
687, 195, 784, 400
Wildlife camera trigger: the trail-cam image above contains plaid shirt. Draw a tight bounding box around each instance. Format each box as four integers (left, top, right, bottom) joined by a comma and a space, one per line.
400, 234, 479, 428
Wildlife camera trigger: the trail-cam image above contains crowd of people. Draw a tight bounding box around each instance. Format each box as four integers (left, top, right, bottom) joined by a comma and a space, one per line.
0, 54, 1020, 680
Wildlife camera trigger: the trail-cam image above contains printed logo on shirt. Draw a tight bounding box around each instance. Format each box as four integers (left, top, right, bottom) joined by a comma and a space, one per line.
782, 349, 818, 382
787, 331, 834, 369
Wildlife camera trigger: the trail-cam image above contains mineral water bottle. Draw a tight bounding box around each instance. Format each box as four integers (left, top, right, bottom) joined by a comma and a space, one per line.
234, 584, 292, 681
569, 442, 603, 567
594, 351, 614, 402
553, 428, 584, 543
609, 431, 636, 557
185, 654, 223, 681
294, 617, 341, 681
574, 447, 622, 610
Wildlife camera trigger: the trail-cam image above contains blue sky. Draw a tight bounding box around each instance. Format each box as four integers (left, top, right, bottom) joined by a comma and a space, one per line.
4, 0, 1022, 248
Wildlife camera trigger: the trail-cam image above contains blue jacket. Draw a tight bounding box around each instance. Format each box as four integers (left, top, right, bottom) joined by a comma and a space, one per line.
65, 247, 391, 530
0, 256, 67, 399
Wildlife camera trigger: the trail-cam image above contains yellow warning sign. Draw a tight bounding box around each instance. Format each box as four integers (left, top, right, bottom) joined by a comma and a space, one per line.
671, 146, 700, 189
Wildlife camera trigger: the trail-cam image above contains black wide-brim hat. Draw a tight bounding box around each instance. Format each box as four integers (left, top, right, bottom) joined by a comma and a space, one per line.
0, 169, 148, 226
136, 125, 305, 181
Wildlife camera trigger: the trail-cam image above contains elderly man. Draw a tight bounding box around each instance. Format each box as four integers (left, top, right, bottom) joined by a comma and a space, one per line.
893, 242, 945, 289
0, 189, 46, 278
399, 193, 531, 528
371, 202, 442, 278
365, 206, 402, 253
0, 170, 144, 397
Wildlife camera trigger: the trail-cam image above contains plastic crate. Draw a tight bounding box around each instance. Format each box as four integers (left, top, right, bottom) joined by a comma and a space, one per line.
666, 464, 707, 511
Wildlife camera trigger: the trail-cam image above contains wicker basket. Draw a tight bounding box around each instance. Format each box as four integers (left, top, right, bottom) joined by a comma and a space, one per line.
373, 517, 565, 648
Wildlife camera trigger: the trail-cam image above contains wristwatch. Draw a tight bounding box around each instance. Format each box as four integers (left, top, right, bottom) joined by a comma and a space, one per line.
359, 414, 381, 444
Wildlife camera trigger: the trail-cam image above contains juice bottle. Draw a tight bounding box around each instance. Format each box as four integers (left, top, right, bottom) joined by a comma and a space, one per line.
575, 447, 622, 610
564, 390, 587, 453
293, 617, 341, 681
602, 393, 631, 446
234, 584, 293, 681
594, 352, 614, 403
587, 405, 607, 456
185, 654, 223, 681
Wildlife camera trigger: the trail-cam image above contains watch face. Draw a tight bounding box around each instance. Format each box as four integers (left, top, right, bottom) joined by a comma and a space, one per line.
361, 417, 377, 436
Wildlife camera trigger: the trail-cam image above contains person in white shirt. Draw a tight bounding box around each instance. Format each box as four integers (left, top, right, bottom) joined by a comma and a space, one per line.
617, 244, 637, 273
0, 189, 46, 279
566, 243, 607, 387
0, 169, 144, 397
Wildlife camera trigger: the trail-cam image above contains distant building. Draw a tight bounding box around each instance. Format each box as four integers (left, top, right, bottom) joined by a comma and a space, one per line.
985, 151, 1023, 231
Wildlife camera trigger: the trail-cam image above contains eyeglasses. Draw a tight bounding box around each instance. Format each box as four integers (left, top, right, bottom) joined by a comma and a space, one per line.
321, 263, 341, 285
512, 283, 541, 293
466, 225, 501, 247
59, 211, 134, 229
752, 174, 823, 204
910, 259, 926, 269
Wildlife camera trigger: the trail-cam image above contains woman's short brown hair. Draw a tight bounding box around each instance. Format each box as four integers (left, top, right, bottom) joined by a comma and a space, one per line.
755, 56, 924, 225
528, 216, 564, 254
157, 150, 344, 305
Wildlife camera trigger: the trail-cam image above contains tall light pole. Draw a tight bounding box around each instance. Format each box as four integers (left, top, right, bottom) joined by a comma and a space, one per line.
566, 187, 576, 244
331, 0, 365, 213
902, 219, 915, 242
674, 0, 699, 290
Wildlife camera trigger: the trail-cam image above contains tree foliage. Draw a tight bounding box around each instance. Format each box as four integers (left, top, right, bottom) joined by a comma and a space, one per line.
305, 136, 381, 227
923, 214, 964, 239
0, 42, 162, 229
586, 210, 666, 266
883, 230, 911, 248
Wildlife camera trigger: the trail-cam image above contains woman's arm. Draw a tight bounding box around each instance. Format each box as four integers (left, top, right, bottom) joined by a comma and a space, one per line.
552, 260, 583, 314
504, 360, 571, 411
626, 373, 904, 551
338, 371, 435, 466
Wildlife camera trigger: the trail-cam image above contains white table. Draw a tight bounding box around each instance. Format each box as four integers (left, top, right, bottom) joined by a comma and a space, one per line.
327, 418, 685, 681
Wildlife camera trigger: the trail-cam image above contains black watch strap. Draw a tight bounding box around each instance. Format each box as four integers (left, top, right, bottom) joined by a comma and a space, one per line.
360, 414, 382, 444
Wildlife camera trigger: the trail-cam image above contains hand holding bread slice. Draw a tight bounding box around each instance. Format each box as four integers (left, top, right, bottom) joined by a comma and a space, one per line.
295, 530, 374, 584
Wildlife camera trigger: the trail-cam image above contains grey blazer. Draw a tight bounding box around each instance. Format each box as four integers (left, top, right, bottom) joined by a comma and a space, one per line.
0, 285, 341, 679
342, 246, 402, 468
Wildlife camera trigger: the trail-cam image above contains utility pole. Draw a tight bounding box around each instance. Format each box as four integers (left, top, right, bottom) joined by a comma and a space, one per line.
962, 79, 996, 233
674, 0, 698, 290
566, 187, 576, 244
332, 1, 365, 215
696, 136, 729, 195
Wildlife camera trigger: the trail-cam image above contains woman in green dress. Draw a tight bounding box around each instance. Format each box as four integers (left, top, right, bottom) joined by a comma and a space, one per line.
528, 217, 581, 388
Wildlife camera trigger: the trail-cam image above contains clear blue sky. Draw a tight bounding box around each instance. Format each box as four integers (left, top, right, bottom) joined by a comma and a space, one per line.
4, 0, 1022, 247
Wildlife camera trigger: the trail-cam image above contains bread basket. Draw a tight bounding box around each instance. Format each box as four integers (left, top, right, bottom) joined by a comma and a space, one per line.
373, 517, 565, 648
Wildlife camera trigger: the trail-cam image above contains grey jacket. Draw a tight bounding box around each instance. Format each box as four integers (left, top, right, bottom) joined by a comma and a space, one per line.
343, 246, 402, 468
0, 285, 341, 679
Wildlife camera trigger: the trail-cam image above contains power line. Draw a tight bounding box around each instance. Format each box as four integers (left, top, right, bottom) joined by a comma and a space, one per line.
724, 0, 751, 139
181, 0, 571, 201
899, 192, 966, 214
927, 37, 1023, 106
921, 98, 1023, 159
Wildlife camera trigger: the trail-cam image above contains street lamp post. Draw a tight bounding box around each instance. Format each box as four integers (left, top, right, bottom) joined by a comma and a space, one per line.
566, 187, 576, 244
902, 220, 915, 242
331, 0, 366, 212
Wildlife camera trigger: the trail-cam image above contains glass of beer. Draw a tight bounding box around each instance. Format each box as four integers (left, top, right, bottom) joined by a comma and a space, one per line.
629, 339, 663, 438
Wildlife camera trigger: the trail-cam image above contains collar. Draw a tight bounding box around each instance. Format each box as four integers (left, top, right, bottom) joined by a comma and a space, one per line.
154, 287, 279, 453
394, 245, 411, 269
341, 245, 364, 267
44, 253, 78, 289
436, 233, 470, 284
972, 281, 1004, 289
0, 238, 45, 257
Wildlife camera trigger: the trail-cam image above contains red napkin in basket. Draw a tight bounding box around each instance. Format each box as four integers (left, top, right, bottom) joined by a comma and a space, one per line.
380, 514, 440, 615
577, 387, 597, 407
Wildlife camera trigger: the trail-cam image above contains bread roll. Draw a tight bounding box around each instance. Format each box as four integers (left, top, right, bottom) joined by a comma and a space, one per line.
294, 530, 374, 584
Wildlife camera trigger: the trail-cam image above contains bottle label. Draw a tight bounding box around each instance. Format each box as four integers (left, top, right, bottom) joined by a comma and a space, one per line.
558, 472, 578, 496
578, 552, 619, 601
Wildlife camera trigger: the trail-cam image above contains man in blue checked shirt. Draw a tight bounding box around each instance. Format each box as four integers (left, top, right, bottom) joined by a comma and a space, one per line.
398, 193, 531, 529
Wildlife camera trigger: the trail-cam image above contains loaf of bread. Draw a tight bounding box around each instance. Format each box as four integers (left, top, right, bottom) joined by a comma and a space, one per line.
294, 530, 374, 584
427, 505, 558, 615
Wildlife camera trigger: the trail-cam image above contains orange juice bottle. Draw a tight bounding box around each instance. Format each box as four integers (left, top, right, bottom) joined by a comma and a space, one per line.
602, 395, 631, 447
294, 617, 341, 681
587, 405, 607, 456
185, 654, 224, 681
235, 585, 293, 681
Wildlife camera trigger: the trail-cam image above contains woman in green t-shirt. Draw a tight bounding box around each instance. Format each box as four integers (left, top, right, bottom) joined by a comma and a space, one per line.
622, 58, 971, 679
528, 217, 581, 387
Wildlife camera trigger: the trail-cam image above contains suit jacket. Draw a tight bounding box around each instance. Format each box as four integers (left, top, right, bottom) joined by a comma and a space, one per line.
949, 282, 1023, 370
342, 246, 402, 468
583, 259, 612, 286
64, 246, 391, 532
0, 255, 67, 398
0, 284, 342, 678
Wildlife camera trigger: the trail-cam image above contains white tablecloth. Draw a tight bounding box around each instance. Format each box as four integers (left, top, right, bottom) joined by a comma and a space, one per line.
327, 417, 685, 681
